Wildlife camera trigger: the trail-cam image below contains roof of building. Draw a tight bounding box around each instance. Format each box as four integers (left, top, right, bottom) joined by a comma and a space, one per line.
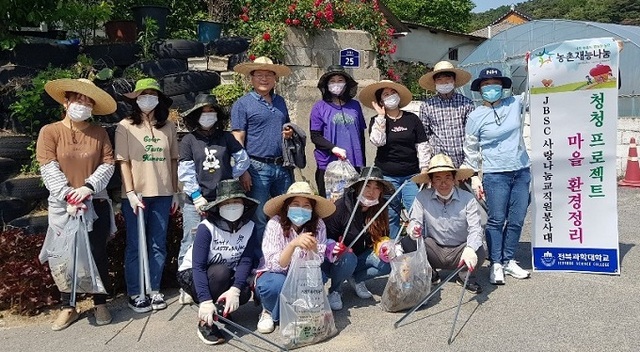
403, 22, 486, 41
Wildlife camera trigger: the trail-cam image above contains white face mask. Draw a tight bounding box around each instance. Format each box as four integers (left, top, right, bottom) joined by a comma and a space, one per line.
328, 82, 346, 96
137, 94, 159, 112
219, 203, 244, 222
435, 188, 455, 200
199, 112, 218, 129
67, 103, 93, 122
383, 93, 401, 109
358, 195, 379, 207
435, 82, 455, 94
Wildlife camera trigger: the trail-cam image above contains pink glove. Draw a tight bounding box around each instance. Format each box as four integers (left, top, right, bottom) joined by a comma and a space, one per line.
411, 225, 422, 239
377, 240, 392, 263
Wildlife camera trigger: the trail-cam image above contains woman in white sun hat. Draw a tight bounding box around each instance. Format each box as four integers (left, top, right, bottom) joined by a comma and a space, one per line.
254, 181, 336, 334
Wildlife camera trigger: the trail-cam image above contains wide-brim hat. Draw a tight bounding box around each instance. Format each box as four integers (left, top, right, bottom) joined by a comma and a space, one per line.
418, 60, 472, 91
317, 65, 358, 97
358, 80, 412, 109
234, 56, 291, 79
347, 166, 395, 195
201, 179, 259, 212
44, 78, 117, 115
263, 181, 336, 218
470, 67, 513, 92
411, 154, 474, 184
180, 94, 222, 120
123, 78, 173, 105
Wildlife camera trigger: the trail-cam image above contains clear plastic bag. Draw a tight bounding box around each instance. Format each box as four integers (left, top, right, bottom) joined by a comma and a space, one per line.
324, 160, 359, 202
279, 249, 337, 349
47, 216, 106, 294
380, 237, 432, 312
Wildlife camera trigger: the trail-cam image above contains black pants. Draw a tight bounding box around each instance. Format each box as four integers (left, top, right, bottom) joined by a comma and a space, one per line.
61, 200, 111, 307
176, 264, 251, 305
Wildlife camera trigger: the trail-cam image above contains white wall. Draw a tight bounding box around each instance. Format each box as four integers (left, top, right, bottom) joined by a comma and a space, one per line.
391, 27, 483, 66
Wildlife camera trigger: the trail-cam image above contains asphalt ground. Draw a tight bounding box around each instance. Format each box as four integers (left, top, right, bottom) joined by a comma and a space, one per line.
2, 187, 639, 352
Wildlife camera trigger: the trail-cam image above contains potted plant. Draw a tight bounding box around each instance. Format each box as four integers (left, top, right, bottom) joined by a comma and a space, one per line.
105, 0, 137, 42
131, 1, 171, 39
197, 0, 232, 43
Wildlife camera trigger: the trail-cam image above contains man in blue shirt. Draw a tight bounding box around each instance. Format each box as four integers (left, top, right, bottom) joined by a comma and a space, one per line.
231, 56, 294, 245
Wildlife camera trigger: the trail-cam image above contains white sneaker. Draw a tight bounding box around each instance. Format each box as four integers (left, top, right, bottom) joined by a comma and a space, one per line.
489, 263, 505, 285
348, 278, 373, 299
257, 310, 275, 334
327, 291, 343, 311
150, 292, 167, 310
179, 288, 194, 305
503, 260, 531, 279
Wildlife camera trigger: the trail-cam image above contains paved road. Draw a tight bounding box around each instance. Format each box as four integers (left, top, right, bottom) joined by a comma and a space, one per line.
2, 187, 639, 352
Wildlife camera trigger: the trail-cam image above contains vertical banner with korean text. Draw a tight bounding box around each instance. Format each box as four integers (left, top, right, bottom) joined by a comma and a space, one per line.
528, 38, 620, 274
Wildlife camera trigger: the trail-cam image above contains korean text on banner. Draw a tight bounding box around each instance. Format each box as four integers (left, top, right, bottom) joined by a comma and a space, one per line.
528, 37, 620, 274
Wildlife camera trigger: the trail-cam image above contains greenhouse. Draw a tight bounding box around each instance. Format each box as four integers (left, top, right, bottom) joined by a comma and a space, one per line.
459, 19, 640, 117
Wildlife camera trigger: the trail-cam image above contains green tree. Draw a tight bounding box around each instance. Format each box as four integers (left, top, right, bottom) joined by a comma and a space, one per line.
384, 0, 475, 32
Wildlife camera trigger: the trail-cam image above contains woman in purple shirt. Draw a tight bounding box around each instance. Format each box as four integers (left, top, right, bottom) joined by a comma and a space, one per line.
310, 65, 366, 197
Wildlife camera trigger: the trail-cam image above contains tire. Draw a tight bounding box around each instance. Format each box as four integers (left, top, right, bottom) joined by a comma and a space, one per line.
0, 65, 38, 85
207, 37, 250, 56
160, 71, 220, 97
168, 91, 203, 112
155, 40, 205, 59
0, 134, 33, 161
8, 213, 48, 235
0, 175, 49, 201
95, 101, 130, 124
129, 58, 188, 78
0, 197, 30, 223
82, 43, 142, 67
0, 157, 20, 183
13, 43, 80, 69
227, 52, 248, 71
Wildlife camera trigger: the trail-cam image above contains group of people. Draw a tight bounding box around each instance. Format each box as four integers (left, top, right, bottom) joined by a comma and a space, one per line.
36, 55, 531, 346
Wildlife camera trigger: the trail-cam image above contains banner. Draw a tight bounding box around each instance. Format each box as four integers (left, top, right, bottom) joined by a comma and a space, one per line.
528, 37, 620, 274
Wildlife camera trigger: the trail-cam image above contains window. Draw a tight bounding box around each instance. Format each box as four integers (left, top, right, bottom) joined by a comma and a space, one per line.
448, 48, 459, 61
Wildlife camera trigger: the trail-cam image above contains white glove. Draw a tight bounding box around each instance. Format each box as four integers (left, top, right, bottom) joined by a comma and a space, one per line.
460, 246, 478, 271
126, 191, 145, 214
66, 202, 87, 217
198, 300, 216, 326
471, 176, 484, 201
217, 286, 241, 316
67, 186, 93, 204
170, 193, 180, 215
331, 146, 347, 160
193, 194, 208, 212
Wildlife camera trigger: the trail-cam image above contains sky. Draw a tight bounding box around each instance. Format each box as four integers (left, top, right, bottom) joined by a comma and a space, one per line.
472, 0, 520, 13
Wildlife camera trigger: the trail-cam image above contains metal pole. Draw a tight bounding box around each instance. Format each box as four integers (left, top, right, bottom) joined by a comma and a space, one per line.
137, 202, 152, 297
70, 216, 79, 307
448, 272, 469, 345
392, 183, 425, 240
340, 166, 374, 243
394, 265, 465, 328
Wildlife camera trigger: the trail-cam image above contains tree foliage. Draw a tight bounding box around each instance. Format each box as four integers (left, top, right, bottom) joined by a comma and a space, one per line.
384, 0, 475, 32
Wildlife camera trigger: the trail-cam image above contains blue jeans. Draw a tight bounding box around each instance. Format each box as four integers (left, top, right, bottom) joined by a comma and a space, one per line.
383, 174, 419, 239
482, 168, 531, 264
123, 196, 172, 296
248, 159, 293, 245
179, 203, 203, 266
322, 249, 390, 293
255, 272, 286, 322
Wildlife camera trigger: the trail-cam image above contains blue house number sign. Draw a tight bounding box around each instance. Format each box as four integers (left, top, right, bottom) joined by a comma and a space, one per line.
340, 48, 360, 68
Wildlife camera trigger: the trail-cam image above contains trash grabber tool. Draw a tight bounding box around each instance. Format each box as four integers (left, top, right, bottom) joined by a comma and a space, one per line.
70, 215, 80, 307
215, 321, 260, 352
394, 265, 465, 328
392, 182, 425, 240
448, 270, 469, 345
347, 179, 409, 249
215, 312, 288, 351
340, 166, 374, 243
137, 198, 152, 297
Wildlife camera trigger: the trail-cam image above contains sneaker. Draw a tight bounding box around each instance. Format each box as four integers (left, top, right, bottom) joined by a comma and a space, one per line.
128, 295, 152, 313
327, 291, 343, 311
151, 292, 167, 310
197, 321, 225, 345
489, 263, 505, 285
257, 310, 275, 334
179, 288, 194, 305
348, 278, 373, 299
503, 260, 531, 279
455, 277, 483, 294
94, 304, 112, 326
431, 270, 441, 285
52, 307, 79, 331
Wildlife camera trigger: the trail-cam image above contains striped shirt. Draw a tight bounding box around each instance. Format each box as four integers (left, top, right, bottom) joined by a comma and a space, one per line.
419, 93, 475, 167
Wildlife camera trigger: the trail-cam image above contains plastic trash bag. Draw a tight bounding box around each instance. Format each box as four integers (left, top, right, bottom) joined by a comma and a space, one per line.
280, 249, 337, 349
47, 215, 106, 294
324, 160, 359, 202
380, 237, 431, 312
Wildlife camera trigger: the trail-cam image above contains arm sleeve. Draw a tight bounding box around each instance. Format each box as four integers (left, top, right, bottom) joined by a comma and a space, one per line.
191, 224, 214, 302
232, 231, 259, 289
465, 197, 484, 251
462, 113, 482, 171
310, 130, 335, 150
231, 149, 250, 178
178, 160, 199, 196
416, 141, 431, 170
85, 163, 114, 194
368, 115, 387, 147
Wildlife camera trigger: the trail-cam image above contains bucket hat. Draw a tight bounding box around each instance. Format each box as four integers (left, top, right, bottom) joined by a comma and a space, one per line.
347, 166, 395, 195
123, 78, 173, 105
263, 182, 336, 218
317, 65, 358, 98
180, 94, 222, 120
201, 179, 259, 212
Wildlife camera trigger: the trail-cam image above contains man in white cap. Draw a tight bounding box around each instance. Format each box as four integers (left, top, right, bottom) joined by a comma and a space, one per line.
231, 56, 294, 247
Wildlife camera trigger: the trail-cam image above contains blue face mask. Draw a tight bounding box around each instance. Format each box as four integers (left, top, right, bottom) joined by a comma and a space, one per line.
480, 84, 503, 103
287, 206, 312, 226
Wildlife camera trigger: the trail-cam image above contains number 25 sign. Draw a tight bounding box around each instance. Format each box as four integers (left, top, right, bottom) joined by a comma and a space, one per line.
340, 48, 360, 68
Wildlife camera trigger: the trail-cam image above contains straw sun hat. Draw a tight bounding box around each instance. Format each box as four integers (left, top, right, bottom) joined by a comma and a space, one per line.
234, 56, 291, 78
357, 80, 413, 110
411, 154, 475, 184
263, 182, 336, 218
44, 78, 117, 115
418, 60, 472, 91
